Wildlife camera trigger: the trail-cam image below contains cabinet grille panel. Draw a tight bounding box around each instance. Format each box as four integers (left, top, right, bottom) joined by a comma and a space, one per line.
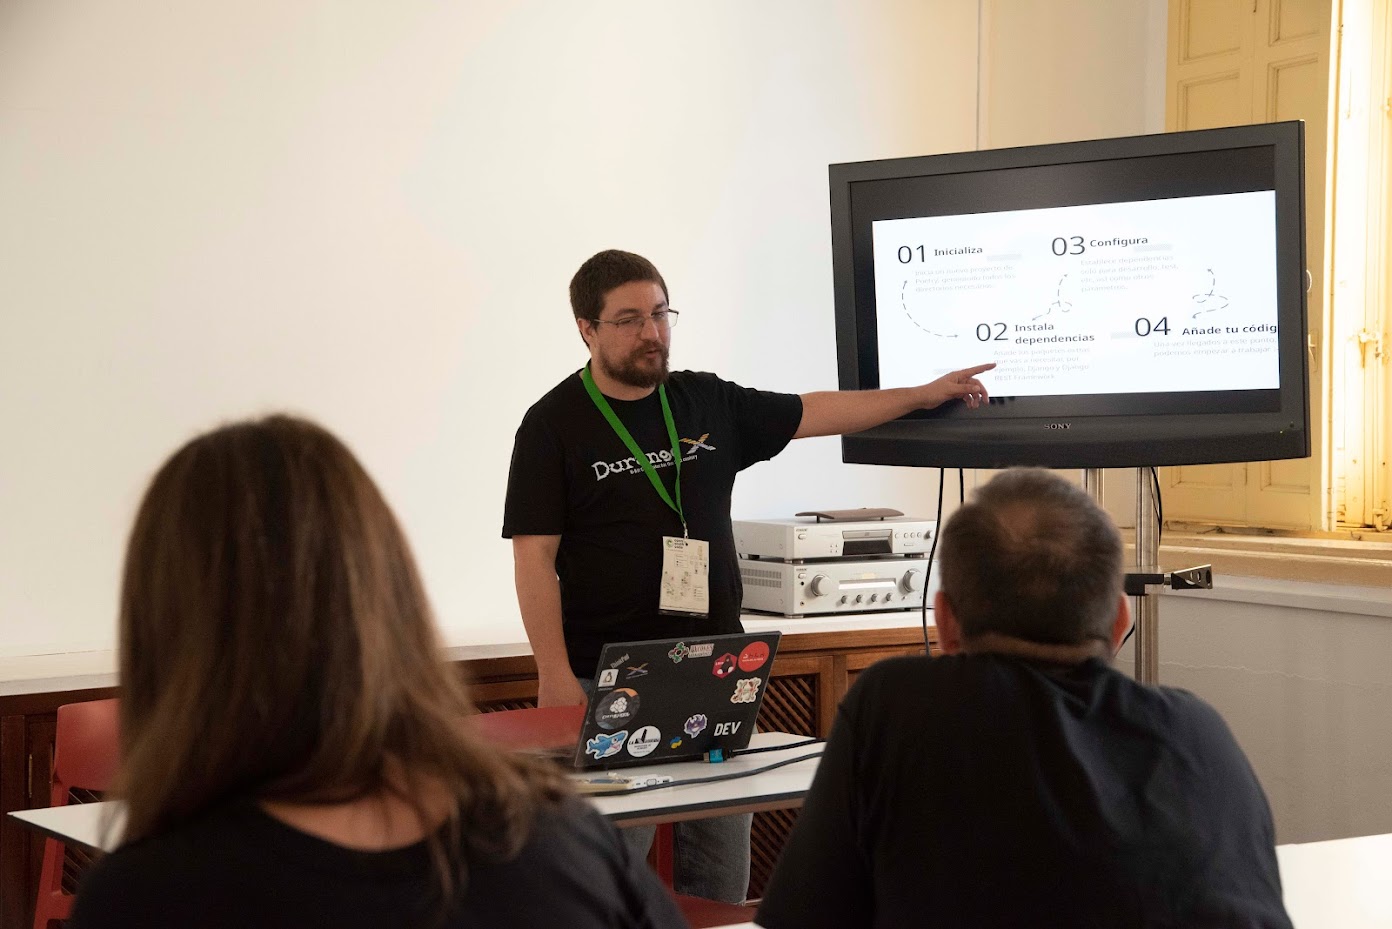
747, 672, 817, 899
749, 807, 801, 900
756, 674, 816, 737
477, 697, 539, 713
59, 788, 103, 895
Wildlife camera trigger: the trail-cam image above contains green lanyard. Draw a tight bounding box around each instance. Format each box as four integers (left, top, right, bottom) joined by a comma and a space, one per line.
580, 365, 686, 536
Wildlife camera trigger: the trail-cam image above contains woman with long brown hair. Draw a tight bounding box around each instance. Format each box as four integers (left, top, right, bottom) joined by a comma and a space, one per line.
71, 415, 685, 928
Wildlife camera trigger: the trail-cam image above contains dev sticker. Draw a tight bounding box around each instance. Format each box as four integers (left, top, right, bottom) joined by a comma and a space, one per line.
594, 687, 640, 730
738, 641, 770, 672
625, 663, 649, 679
627, 725, 662, 758
585, 729, 628, 760
683, 713, 708, 738
731, 678, 761, 704
712, 653, 737, 678
597, 668, 618, 688
668, 736, 684, 749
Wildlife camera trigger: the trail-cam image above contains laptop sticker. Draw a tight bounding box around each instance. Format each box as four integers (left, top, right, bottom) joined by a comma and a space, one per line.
683, 714, 708, 738
597, 668, 618, 688
585, 729, 629, 760
738, 641, 770, 672
713, 721, 742, 737
625, 663, 649, 679
627, 725, 662, 758
668, 641, 714, 664
668, 736, 683, 749
731, 678, 761, 704
712, 653, 737, 678
594, 688, 640, 730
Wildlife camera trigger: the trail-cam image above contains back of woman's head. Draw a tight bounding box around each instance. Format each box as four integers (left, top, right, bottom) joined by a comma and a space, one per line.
116, 415, 562, 869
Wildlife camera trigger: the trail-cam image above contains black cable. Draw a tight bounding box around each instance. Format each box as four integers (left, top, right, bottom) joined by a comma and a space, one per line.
731, 738, 823, 757
582, 750, 825, 797
958, 468, 965, 505
922, 469, 946, 654
1121, 469, 1160, 655
1150, 466, 1164, 545
1119, 621, 1137, 651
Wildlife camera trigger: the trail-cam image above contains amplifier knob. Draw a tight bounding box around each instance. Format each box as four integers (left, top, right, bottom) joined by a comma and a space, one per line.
900, 569, 924, 594
808, 574, 838, 597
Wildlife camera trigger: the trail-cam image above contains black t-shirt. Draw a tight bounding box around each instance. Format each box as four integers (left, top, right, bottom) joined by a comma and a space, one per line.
70, 798, 685, 929
502, 369, 802, 677
757, 654, 1293, 929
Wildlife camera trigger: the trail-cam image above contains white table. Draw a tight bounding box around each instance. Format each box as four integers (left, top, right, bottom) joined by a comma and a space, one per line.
583, 732, 822, 827
16, 767, 1390, 929
9, 732, 823, 851
1277, 832, 1392, 929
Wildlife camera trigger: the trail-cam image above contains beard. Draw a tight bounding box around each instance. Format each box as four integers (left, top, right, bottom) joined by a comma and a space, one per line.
602, 341, 670, 389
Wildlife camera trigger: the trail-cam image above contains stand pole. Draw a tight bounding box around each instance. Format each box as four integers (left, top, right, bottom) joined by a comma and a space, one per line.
1133, 468, 1160, 684
1081, 468, 1104, 509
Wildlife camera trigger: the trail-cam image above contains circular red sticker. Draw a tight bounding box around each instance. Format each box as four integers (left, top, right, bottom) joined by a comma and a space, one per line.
738, 641, 769, 672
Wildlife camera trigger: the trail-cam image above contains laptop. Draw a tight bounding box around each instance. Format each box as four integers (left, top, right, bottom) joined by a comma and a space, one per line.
573, 631, 782, 771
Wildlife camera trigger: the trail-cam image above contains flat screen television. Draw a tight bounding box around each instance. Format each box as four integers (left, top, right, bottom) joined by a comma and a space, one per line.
829, 121, 1310, 469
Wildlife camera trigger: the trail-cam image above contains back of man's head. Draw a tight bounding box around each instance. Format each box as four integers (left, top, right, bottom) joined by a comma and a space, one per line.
938, 468, 1122, 646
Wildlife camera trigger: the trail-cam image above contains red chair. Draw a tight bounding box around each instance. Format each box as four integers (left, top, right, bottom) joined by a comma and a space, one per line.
472, 705, 752, 928
32, 698, 120, 929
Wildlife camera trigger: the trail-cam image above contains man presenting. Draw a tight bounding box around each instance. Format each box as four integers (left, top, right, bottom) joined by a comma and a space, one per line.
501, 249, 992, 902
756, 468, 1292, 928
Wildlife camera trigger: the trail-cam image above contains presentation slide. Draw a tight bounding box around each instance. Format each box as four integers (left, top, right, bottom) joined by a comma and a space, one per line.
871, 191, 1280, 397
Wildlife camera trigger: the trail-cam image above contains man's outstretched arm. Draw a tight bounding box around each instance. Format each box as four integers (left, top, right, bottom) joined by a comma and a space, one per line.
794, 362, 995, 439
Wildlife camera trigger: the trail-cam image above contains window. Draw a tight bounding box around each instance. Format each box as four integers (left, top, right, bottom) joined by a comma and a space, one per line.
1162, 0, 1390, 533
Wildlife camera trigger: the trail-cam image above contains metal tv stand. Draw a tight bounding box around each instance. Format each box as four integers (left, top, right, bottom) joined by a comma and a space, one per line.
1081, 468, 1214, 685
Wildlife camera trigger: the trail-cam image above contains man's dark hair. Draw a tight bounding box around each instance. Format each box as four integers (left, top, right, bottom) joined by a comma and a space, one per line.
569, 250, 669, 323
938, 468, 1123, 646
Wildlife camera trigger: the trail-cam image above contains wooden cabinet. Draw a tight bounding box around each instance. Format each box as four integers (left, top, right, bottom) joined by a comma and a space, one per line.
0, 625, 934, 927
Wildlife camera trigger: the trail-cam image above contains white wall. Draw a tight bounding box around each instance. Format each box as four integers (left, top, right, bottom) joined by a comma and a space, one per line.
0, 0, 982, 655
1117, 580, 1392, 844
982, 0, 1168, 149
974, 0, 1170, 524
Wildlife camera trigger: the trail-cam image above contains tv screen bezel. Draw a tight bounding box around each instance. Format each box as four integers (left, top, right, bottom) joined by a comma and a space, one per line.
829, 122, 1310, 469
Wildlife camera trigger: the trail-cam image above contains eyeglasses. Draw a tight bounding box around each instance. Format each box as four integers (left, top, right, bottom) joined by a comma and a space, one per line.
590, 310, 680, 333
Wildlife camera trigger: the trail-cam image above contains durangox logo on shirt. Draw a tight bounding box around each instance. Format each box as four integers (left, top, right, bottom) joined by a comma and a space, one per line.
590, 434, 717, 482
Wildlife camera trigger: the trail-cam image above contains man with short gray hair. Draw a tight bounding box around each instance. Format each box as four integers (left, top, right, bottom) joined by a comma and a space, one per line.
758, 468, 1292, 929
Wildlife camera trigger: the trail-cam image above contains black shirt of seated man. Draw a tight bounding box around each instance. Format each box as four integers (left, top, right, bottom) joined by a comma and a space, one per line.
502, 369, 802, 678
756, 654, 1293, 929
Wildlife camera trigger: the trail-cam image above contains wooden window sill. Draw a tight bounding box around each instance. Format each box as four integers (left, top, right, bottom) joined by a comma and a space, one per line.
1124, 529, 1392, 588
